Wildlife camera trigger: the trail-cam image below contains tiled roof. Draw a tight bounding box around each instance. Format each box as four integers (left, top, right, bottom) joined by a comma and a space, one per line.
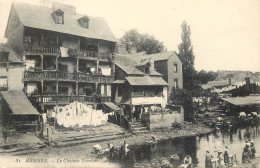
115, 54, 162, 76
131, 51, 177, 62
222, 96, 260, 106
125, 76, 168, 86
116, 64, 144, 75
1, 90, 40, 115
0, 43, 22, 63
10, 2, 117, 42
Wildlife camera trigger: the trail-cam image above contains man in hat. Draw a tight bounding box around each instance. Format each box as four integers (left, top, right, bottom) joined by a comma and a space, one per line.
223, 146, 229, 165
205, 150, 213, 168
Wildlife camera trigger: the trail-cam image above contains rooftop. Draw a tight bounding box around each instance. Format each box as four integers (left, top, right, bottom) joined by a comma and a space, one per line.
0, 43, 22, 63
6, 2, 117, 42
125, 76, 168, 86
222, 96, 260, 106
1, 90, 40, 115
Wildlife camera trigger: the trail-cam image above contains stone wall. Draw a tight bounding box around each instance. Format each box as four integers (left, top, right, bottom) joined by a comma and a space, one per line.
146, 107, 184, 130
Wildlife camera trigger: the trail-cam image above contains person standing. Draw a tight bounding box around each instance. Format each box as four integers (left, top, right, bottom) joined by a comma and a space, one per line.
205, 150, 213, 168
250, 141, 256, 159
217, 149, 224, 167
223, 146, 229, 165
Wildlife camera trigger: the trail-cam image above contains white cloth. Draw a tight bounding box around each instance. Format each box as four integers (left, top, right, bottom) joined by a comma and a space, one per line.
60, 47, 69, 57
101, 68, 111, 76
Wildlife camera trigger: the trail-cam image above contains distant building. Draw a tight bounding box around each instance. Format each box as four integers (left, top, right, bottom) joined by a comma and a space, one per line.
0, 44, 23, 91
4, 2, 117, 113
113, 54, 168, 109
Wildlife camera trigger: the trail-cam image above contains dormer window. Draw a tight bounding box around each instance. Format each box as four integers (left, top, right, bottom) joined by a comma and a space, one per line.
52, 9, 64, 24
78, 16, 89, 29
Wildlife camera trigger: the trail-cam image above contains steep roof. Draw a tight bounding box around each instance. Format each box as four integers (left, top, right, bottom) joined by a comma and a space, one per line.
116, 64, 144, 75
125, 76, 168, 86
0, 44, 22, 63
9, 2, 117, 42
131, 51, 178, 62
1, 90, 40, 115
115, 55, 162, 76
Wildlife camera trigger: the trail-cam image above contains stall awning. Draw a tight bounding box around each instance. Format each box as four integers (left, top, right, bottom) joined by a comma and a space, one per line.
112, 80, 125, 84
125, 76, 168, 86
1, 90, 40, 115
104, 102, 120, 111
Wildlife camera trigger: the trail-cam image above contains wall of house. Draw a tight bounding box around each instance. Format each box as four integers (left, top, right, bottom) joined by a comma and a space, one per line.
167, 55, 183, 94
114, 85, 122, 104
59, 82, 73, 95
154, 60, 168, 82
0, 64, 8, 76
61, 35, 79, 49
8, 63, 23, 91
58, 59, 76, 73
115, 65, 127, 80
6, 7, 24, 58
99, 41, 113, 54
149, 109, 184, 130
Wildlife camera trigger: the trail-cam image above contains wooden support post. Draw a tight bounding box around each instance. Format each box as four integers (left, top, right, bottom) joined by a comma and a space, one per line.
47, 128, 50, 144
56, 56, 58, 71
56, 82, 58, 94
130, 105, 133, 122
41, 55, 43, 71
96, 61, 99, 74
76, 82, 78, 95
76, 58, 79, 72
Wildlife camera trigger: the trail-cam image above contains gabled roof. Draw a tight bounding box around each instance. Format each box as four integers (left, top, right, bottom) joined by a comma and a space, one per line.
0, 44, 22, 63
1, 90, 40, 115
125, 76, 168, 86
7, 2, 117, 42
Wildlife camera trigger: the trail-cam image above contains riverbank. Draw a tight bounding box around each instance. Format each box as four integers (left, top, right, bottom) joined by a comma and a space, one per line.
23, 122, 213, 159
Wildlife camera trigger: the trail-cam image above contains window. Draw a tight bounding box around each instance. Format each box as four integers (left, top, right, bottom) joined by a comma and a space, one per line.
174, 63, 178, 72
174, 79, 178, 88
52, 9, 64, 24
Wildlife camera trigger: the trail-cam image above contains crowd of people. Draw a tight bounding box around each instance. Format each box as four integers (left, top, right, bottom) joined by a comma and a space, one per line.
204, 140, 256, 168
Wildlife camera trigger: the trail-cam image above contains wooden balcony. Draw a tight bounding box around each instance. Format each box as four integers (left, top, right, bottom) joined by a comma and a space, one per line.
24, 44, 59, 55
24, 71, 114, 83
30, 95, 111, 105
77, 50, 113, 62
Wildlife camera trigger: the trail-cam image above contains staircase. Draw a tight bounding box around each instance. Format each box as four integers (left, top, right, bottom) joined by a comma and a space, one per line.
130, 121, 149, 134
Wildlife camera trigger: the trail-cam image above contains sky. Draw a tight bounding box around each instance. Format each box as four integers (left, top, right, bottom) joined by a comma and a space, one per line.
0, 0, 259, 72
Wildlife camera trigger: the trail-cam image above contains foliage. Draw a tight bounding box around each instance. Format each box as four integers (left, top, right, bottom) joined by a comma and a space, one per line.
195, 70, 217, 84
177, 21, 197, 92
170, 87, 194, 122
120, 29, 166, 54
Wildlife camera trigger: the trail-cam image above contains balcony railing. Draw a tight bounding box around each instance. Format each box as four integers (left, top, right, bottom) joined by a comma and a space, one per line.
24, 44, 113, 61
24, 71, 114, 83
30, 95, 111, 104
24, 44, 59, 55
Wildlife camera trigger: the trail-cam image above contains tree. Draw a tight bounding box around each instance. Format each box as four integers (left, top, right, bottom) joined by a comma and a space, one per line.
120, 29, 166, 54
177, 21, 197, 92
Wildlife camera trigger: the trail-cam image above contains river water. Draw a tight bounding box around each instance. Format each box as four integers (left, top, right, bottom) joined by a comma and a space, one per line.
115, 126, 260, 167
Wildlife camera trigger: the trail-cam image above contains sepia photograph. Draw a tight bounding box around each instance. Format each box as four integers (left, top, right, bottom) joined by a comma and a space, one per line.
0, 0, 259, 167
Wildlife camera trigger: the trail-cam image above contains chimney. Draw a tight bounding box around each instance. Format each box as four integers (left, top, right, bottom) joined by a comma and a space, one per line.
115, 43, 127, 55
52, 2, 76, 15
245, 77, 250, 85
228, 78, 231, 85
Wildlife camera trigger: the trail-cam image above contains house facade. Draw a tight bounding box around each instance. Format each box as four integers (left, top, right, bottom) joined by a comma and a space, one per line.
128, 51, 183, 97
113, 55, 168, 122
4, 2, 117, 113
